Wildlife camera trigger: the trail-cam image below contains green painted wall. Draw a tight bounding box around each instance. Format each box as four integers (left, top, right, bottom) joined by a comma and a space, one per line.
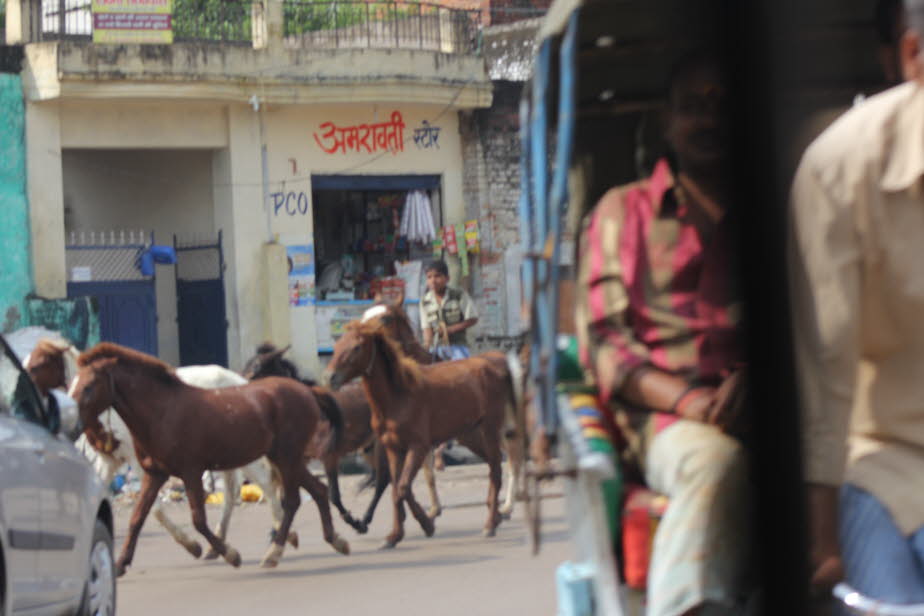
0, 73, 30, 333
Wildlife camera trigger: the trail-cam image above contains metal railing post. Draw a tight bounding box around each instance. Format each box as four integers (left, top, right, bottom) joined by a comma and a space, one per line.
393, 1, 398, 49
417, 2, 422, 49
334, 1, 339, 48
365, 1, 370, 47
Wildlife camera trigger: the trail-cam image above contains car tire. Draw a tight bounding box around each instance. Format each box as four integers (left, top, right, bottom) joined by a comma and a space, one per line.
77, 520, 116, 616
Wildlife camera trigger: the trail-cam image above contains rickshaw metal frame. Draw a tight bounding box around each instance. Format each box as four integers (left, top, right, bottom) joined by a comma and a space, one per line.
518, 3, 627, 614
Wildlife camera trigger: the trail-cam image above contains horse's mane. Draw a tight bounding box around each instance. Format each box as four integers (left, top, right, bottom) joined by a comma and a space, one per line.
78, 342, 181, 386
347, 321, 422, 391
370, 301, 433, 365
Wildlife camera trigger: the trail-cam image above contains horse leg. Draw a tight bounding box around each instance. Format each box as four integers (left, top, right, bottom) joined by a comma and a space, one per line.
259, 468, 300, 569
326, 458, 363, 534
421, 451, 442, 519
250, 459, 298, 548
433, 441, 447, 471
151, 500, 203, 559
459, 432, 504, 537
382, 447, 407, 549
395, 446, 435, 538
299, 465, 350, 555
115, 470, 168, 576
181, 473, 241, 568
359, 442, 391, 533
204, 470, 238, 560
499, 430, 525, 519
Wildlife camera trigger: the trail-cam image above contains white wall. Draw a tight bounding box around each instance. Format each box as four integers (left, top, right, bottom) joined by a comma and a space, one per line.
62, 149, 216, 365
262, 103, 466, 366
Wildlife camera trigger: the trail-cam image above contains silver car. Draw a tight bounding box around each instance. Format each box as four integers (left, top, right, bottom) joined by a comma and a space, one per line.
0, 334, 115, 615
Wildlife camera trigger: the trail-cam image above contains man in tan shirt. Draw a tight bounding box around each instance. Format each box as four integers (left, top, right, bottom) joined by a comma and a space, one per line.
790, 0, 924, 602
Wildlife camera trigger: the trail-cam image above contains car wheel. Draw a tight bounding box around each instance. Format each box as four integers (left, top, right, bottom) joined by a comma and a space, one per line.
78, 520, 116, 616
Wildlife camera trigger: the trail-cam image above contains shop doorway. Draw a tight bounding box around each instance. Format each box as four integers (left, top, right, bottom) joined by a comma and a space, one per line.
311, 175, 442, 303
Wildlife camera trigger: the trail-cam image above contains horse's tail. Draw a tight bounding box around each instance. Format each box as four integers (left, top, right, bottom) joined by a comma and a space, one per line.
310, 386, 344, 455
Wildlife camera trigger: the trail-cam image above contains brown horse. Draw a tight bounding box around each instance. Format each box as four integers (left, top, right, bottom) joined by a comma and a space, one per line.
242, 341, 442, 534
324, 319, 520, 548
67, 342, 350, 575
364, 298, 527, 518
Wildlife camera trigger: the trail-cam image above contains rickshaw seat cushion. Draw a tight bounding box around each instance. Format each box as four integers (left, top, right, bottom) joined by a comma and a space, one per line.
622, 484, 669, 590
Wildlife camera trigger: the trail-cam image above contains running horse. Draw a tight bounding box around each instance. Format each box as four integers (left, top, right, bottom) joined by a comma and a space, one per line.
242, 340, 442, 534
324, 318, 522, 547
362, 297, 526, 519
67, 342, 350, 575
25, 338, 298, 560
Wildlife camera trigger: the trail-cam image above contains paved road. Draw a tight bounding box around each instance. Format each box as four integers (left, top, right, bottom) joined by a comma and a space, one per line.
113, 464, 571, 615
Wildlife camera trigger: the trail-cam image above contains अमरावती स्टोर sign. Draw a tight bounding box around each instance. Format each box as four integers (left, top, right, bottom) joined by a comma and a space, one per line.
313, 111, 408, 155
91, 0, 173, 44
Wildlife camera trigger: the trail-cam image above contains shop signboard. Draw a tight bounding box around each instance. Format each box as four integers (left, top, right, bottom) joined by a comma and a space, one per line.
91, 0, 173, 44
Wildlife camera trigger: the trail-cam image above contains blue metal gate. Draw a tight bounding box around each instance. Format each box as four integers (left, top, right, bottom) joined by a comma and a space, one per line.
65, 231, 158, 356
174, 232, 228, 368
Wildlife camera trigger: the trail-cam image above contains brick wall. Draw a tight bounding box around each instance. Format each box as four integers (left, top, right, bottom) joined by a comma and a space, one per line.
459, 80, 527, 353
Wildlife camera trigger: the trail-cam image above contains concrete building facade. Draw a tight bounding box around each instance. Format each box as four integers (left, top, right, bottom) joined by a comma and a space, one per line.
10, 0, 493, 373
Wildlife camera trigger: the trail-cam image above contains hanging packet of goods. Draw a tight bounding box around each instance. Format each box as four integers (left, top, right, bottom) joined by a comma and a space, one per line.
464, 220, 479, 253
456, 223, 469, 277
443, 225, 459, 255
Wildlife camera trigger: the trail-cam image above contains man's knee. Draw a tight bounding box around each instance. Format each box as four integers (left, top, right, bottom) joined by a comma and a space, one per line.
651, 422, 747, 490
687, 431, 746, 485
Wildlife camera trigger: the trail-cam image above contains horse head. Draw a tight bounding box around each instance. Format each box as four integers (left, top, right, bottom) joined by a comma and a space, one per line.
325, 319, 422, 392
325, 322, 378, 391
24, 338, 75, 398
242, 343, 294, 380
68, 353, 119, 448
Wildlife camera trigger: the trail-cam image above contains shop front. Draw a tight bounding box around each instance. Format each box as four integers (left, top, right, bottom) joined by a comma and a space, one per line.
264, 103, 474, 371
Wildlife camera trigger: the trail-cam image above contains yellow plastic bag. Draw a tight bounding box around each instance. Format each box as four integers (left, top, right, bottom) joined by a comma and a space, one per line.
205, 492, 224, 505
241, 484, 263, 502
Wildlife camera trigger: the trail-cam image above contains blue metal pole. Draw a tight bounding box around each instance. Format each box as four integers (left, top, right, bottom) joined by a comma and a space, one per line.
530, 41, 552, 429
543, 11, 579, 433
517, 96, 534, 311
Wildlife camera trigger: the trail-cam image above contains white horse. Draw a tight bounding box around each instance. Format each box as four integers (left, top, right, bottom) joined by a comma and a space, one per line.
25, 341, 294, 560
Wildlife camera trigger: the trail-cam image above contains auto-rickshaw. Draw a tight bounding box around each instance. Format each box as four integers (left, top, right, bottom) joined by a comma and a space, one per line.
513, 0, 924, 614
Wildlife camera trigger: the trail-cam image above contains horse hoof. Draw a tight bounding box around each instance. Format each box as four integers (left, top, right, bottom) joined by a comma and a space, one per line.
331, 535, 350, 555
427, 507, 442, 519
379, 541, 397, 550
203, 548, 219, 561
355, 521, 369, 535
260, 544, 284, 568
499, 509, 513, 521
187, 542, 204, 559
224, 547, 242, 568
482, 527, 497, 538
422, 519, 436, 538
115, 562, 128, 578
259, 556, 279, 569
287, 532, 299, 550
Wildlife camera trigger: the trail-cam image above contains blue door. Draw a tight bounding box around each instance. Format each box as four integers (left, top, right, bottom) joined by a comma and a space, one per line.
67, 281, 157, 356
176, 279, 228, 367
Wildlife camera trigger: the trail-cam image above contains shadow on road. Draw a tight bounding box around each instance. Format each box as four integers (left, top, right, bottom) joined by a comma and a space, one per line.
225, 552, 502, 580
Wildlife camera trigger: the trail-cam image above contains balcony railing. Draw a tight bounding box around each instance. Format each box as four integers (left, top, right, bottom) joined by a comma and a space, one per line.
282, 1, 481, 54
30, 0, 486, 52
